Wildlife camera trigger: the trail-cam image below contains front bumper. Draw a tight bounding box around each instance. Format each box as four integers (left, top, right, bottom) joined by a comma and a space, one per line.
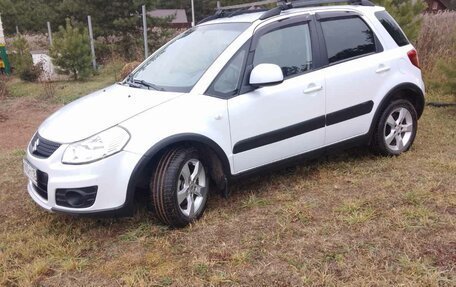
25, 144, 142, 215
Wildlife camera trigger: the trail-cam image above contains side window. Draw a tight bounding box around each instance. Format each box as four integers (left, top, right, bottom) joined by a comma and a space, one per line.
375, 11, 409, 47
253, 23, 312, 78
210, 49, 247, 97
321, 17, 376, 64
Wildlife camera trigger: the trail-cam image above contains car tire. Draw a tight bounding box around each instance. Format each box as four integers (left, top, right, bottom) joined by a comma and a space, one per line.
150, 147, 210, 227
371, 99, 418, 156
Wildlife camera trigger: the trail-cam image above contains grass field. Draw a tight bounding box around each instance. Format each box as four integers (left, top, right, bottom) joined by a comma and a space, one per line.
0, 68, 455, 286
4, 61, 124, 104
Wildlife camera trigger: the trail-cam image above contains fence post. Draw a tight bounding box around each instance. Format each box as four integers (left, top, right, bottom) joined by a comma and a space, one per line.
142, 5, 148, 59
87, 15, 97, 71
47, 22, 53, 46
191, 0, 195, 26
217, 1, 221, 9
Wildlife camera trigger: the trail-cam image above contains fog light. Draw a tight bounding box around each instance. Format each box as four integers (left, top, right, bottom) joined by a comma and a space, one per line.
65, 190, 85, 207
56, 186, 98, 208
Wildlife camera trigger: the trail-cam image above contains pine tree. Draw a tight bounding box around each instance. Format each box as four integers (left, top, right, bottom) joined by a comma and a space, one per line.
0, 0, 61, 34
50, 19, 92, 80
374, 0, 427, 42
10, 34, 33, 72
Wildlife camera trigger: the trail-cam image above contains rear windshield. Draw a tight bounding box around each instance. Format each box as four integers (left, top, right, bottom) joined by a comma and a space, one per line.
375, 11, 409, 47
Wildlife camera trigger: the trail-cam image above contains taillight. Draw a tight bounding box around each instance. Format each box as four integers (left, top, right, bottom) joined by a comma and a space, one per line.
407, 49, 420, 69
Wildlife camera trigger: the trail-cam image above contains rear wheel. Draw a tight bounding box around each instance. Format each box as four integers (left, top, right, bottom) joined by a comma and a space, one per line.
150, 147, 209, 227
372, 99, 418, 156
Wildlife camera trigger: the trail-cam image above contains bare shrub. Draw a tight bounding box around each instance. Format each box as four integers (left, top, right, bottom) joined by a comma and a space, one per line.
120, 61, 141, 80
19, 63, 43, 82
0, 76, 9, 100
416, 11, 456, 73
6, 34, 48, 51
40, 80, 56, 101
0, 76, 9, 122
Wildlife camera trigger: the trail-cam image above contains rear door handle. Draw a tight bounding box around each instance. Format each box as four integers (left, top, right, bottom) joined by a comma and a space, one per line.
376, 65, 391, 74
303, 84, 323, 94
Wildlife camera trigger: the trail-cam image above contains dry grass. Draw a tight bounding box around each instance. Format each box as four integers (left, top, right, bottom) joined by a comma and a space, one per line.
0, 76, 9, 100
0, 101, 455, 286
4, 60, 125, 104
417, 11, 456, 103
416, 11, 456, 72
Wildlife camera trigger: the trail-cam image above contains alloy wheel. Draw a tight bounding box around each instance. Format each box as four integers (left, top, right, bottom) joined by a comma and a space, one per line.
383, 107, 414, 152
176, 159, 208, 218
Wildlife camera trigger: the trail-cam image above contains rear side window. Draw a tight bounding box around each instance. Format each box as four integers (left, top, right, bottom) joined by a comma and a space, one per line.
321, 17, 376, 64
375, 11, 409, 47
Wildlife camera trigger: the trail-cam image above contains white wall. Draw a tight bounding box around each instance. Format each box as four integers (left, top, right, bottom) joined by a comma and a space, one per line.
32, 53, 55, 80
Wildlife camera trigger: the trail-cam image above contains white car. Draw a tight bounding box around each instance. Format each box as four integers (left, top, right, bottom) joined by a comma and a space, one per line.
24, 0, 425, 227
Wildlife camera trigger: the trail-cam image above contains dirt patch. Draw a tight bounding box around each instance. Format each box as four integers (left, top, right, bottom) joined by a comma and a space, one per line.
0, 98, 60, 151
0, 113, 8, 123
423, 241, 456, 269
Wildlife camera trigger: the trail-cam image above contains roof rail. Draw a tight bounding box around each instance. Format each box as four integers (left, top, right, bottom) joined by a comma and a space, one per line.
259, 0, 375, 19
290, 0, 374, 8
199, 0, 375, 24
219, 0, 278, 10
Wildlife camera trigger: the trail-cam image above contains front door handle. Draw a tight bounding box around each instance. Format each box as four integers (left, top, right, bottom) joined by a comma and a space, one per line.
376, 65, 391, 74
303, 84, 323, 94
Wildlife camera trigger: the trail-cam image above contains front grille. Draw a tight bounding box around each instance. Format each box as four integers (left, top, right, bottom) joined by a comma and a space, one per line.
29, 134, 61, 159
33, 170, 49, 200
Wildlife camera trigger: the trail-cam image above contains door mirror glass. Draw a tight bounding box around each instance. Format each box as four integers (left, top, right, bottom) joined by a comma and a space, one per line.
249, 64, 284, 87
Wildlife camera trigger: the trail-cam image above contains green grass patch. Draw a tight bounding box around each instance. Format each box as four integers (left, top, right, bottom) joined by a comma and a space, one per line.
241, 193, 271, 208
337, 200, 376, 225
6, 61, 124, 104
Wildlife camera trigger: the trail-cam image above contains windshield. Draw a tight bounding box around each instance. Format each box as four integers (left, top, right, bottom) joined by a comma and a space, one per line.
129, 23, 250, 93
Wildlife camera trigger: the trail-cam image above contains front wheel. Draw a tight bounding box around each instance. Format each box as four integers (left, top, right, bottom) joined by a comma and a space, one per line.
371, 99, 418, 156
150, 147, 209, 227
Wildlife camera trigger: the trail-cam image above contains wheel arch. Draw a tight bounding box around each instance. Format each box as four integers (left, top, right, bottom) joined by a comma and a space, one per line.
368, 82, 425, 142
126, 134, 231, 207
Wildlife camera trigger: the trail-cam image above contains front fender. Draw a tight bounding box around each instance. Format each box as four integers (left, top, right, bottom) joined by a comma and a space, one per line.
121, 94, 233, 173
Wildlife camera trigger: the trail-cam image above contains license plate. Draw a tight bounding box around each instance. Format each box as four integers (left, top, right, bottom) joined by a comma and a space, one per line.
23, 159, 37, 185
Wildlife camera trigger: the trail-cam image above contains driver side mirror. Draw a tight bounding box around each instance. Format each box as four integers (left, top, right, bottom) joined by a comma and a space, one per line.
249, 64, 284, 87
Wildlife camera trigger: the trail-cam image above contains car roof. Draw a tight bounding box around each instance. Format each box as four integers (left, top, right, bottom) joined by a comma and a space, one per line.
199, 5, 384, 25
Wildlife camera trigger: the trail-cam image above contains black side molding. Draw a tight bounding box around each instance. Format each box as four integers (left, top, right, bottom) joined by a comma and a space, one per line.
233, 100, 374, 154
326, 100, 374, 126
233, 116, 326, 154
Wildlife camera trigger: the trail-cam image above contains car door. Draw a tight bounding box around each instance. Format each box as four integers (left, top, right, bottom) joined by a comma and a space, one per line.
225, 15, 326, 174
316, 12, 389, 145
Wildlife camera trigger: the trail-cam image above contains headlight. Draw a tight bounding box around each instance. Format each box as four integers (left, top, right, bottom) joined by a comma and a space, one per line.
62, 126, 130, 164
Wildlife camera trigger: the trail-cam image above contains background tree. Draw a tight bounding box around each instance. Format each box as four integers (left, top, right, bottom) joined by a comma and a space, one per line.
9, 34, 33, 73
0, 0, 430, 59
50, 19, 92, 80
0, 0, 61, 34
59, 0, 158, 60
374, 0, 427, 42
8, 34, 44, 82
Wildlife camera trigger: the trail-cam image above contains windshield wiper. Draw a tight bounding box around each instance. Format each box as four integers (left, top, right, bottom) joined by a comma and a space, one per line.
127, 77, 164, 91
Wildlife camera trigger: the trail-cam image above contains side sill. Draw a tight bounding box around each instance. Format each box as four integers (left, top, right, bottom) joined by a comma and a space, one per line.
230, 134, 369, 181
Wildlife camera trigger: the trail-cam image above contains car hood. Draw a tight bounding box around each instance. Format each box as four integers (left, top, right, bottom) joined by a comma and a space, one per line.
38, 84, 183, 143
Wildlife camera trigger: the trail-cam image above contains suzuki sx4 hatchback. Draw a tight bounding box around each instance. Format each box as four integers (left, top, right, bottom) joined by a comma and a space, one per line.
24, 0, 425, 227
